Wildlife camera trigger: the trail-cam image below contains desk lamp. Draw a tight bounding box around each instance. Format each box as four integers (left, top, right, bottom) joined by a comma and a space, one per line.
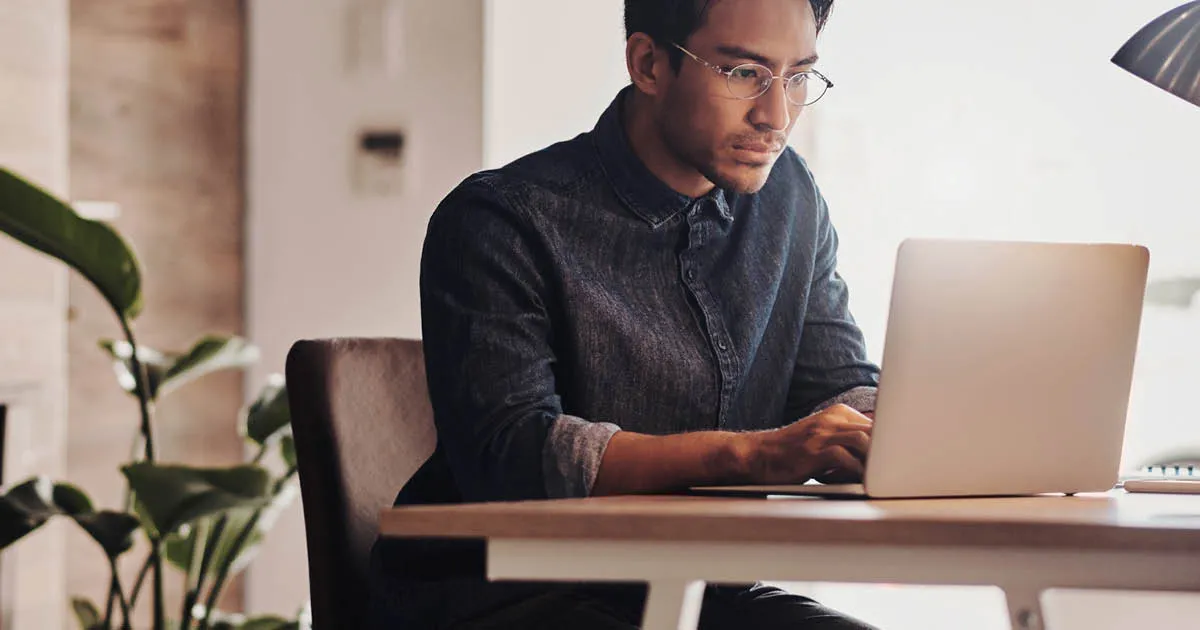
1112, 1, 1200, 108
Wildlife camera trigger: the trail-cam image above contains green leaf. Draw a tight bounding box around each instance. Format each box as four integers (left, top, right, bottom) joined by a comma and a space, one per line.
131, 492, 159, 539
204, 508, 261, 579
0, 480, 138, 560
161, 336, 259, 396
240, 615, 298, 630
280, 435, 297, 470
0, 167, 143, 320
204, 611, 300, 630
122, 463, 272, 537
70, 596, 102, 630
51, 483, 139, 559
164, 482, 299, 584
226, 482, 299, 577
99, 336, 258, 400
52, 483, 94, 515
0, 478, 57, 548
73, 510, 141, 558
243, 377, 291, 446
98, 339, 170, 400
164, 519, 201, 574
204, 607, 245, 630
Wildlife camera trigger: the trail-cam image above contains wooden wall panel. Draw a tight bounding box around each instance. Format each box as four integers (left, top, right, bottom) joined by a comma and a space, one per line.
68, 0, 247, 619
0, 1, 70, 627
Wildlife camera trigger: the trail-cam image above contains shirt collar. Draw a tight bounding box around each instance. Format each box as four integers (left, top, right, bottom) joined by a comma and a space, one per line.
592, 87, 699, 228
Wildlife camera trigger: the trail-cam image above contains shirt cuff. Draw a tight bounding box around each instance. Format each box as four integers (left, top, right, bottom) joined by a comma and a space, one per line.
811, 386, 877, 415
542, 414, 621, 499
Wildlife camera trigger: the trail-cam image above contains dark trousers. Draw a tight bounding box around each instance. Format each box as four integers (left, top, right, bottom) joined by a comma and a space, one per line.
449, 583, 879, 630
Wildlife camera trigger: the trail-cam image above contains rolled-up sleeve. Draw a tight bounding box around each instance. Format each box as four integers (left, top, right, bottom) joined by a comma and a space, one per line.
786, 187, 881, 419
420, 177, 619, 502
811, 385, 877, 415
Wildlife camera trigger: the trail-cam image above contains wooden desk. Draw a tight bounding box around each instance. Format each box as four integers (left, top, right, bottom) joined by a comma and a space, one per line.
380, 492, 1200, 629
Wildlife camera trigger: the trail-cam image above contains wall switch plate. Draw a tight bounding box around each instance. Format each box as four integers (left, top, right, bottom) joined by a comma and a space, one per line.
353, 128, 407, 196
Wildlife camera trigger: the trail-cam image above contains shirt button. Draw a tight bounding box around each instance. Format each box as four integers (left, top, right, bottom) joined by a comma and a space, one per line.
686, 269, 696, 281
718, 340, 728, 351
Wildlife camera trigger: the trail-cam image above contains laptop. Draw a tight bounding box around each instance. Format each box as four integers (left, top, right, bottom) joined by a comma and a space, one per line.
692, 238, 1150, 499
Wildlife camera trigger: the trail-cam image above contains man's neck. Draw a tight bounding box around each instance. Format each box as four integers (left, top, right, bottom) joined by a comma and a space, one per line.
622, 89, 715, 199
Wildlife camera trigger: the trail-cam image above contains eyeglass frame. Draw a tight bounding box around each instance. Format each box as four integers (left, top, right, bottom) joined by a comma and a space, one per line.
670, 42, 834, 106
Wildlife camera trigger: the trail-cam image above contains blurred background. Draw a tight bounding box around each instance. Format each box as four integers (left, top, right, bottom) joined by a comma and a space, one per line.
1, 0, 1198, 628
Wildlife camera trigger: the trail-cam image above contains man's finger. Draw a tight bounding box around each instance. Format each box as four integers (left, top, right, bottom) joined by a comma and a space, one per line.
820, 445, 864, 480
816, 465, 864, 487
819, 405, 874, 428
825, 430, 871, 460
819, 415, 873, 434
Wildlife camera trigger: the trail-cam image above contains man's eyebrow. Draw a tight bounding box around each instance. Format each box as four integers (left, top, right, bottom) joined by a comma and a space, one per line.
714, 44, 819, 68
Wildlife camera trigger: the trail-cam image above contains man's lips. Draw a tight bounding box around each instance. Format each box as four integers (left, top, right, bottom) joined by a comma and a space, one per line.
732, 143, 781, 155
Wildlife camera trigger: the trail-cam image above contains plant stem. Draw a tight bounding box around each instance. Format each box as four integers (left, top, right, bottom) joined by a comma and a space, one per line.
273, 467, 297, 494
122, 431, 145, 512
181, 518, 226, 629
104, 585, 116, 630
109, 556, 133, 630
198, 512, 261, 630
119, 321, 164, 630
183, 519, 210, 599
199, 470, 298, 629
119, 320, 155, 462
151, 540, 165, 630
250, 443, 268, 465
128, 552, 153, 609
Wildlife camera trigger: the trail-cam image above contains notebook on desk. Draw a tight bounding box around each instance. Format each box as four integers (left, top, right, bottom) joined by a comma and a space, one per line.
691, 239, 1151, 500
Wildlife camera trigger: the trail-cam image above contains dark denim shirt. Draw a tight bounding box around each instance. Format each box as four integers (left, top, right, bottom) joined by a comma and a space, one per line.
371, 88, 880, 626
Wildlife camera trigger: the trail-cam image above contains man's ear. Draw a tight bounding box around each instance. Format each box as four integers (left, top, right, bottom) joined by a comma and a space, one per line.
626, 33, 666, 97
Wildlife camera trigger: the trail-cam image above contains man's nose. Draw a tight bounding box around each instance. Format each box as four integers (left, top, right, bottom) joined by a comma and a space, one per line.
748, 78, 793, 132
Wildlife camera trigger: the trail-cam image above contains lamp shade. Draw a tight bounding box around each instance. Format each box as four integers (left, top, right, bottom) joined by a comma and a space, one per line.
1112, 1, 1200, 108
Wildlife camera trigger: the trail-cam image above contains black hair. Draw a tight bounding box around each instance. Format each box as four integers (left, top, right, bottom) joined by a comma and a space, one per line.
624, 0, 834, 70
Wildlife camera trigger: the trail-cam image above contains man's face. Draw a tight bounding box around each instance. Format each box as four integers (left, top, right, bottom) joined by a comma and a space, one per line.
656, 0, 819, 194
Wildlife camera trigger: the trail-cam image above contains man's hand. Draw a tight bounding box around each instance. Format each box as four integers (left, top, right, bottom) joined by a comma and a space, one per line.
591, 404, 874, 496
740, 404, 873, 485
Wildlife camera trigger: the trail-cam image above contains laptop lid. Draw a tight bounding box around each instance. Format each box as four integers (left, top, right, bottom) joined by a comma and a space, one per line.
863, 239, 1149, 498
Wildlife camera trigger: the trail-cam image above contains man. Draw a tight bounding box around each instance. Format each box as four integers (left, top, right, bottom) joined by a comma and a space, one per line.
370, 0, 881, 627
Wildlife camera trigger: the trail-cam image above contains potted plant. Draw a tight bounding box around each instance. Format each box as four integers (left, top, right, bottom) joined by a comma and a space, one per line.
0, 167, 305, 630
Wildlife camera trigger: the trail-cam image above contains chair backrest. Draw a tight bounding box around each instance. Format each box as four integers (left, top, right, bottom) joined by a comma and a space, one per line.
286, 338, 436, 630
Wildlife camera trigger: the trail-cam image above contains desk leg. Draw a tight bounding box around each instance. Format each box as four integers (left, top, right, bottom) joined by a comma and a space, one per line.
1004, 588, 1044, 630
641, 580, 705, 630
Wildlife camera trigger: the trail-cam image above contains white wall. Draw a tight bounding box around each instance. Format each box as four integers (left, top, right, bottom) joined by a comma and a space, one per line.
806, 0, 1200, 473
246, 0, 485, 614
484, 0, 628, 168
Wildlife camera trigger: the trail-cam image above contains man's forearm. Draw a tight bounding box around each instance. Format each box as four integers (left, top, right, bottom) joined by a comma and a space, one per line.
590, 404, 875, 496
590, 430, 754, 496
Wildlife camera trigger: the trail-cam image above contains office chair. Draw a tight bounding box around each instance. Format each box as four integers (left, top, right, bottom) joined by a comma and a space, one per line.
286, 338, 436, 629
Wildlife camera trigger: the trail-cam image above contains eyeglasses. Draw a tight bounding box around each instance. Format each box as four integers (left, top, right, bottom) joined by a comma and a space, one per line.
672, 43, 834, 107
